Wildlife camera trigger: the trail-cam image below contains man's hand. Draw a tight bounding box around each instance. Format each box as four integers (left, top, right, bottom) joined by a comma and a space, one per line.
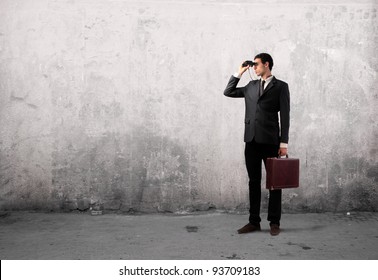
278, 148, 288, 157
238, 63, 250, 76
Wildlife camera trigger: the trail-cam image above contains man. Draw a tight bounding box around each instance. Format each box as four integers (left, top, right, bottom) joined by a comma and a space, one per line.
223, 53, 290, 236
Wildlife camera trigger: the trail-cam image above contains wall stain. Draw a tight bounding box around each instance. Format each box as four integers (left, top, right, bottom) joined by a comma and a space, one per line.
49, 126, 199, 213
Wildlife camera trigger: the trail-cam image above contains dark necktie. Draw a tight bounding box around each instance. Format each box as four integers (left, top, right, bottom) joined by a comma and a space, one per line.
260, 80, 265, 97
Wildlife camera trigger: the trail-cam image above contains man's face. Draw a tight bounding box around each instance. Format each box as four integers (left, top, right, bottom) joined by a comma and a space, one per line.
253, 58, 268, 77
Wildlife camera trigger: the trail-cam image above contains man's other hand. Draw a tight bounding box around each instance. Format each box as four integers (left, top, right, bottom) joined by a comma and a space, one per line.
278, 148, 288, 157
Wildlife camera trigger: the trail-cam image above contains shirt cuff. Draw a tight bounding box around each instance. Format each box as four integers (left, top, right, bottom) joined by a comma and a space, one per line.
280, 143, 288, 148
233, 72, 241, 79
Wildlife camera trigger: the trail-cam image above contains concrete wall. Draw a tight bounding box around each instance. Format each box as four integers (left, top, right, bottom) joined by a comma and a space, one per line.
0, 0, 377, 213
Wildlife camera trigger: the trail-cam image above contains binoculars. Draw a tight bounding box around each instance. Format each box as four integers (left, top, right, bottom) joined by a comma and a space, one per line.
242, 60, 257, 67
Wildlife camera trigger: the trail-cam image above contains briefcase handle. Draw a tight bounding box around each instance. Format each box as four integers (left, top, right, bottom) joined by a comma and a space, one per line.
278, 154, 289, 158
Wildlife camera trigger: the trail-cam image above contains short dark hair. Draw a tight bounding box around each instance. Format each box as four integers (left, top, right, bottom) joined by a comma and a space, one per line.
254, 53, 274, 70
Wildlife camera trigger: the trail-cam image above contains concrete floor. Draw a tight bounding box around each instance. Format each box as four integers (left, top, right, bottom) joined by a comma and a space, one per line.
0, 211, 377, 260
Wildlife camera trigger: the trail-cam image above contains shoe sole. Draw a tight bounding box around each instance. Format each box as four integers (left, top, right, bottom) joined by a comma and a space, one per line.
270, 230, 280, 236
237, 228, 261, 234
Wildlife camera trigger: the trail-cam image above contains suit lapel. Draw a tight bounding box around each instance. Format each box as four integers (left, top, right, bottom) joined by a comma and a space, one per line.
260, 77, 276, 97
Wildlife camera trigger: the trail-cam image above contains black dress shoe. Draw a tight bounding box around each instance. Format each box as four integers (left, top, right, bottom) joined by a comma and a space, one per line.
237, 223, 261, 234
270, 224, 280, 236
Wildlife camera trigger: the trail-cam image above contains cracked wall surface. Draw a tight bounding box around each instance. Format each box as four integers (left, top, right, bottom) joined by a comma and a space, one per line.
0, 0, 377, 212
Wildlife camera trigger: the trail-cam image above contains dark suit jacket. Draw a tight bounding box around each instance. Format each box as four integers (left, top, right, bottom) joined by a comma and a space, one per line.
224, 75, 290, 145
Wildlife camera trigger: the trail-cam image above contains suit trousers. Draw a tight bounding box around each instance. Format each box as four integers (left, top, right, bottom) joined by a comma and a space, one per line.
245, 139, 281, 226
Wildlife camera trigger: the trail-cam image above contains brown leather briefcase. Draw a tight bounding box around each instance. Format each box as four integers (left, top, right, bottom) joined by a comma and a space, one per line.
266, 156, 300, 190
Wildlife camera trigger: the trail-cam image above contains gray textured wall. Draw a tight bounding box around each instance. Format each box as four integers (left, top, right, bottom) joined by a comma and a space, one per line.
0, 0, 377, 213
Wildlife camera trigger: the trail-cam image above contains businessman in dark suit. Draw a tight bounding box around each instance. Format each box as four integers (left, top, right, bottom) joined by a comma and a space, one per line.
223, 53, 290, 236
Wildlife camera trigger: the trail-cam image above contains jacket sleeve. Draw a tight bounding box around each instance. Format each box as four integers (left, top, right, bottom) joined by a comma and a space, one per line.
223, 75, 245, 98
279, 83, 290, 144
